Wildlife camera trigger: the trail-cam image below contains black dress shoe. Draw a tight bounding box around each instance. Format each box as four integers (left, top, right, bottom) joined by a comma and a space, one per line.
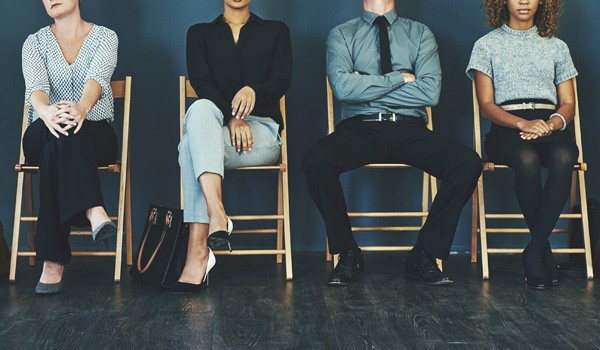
405, 248, 453, 286
169, 249, 216, 294
328, 249, 365, 286
522, 245, 549, 290
169, 281, 205, 294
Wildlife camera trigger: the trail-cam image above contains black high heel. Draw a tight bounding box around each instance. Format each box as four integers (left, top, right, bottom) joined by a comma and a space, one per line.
522, 245, 549, 290
207, 217, 233, 251
169, 249, 216, 294
543, 241, 560, 286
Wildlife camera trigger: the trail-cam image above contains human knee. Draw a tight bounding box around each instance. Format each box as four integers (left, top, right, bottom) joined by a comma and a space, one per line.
462, 150, 483, 176
551, 143, 579, 168
186, 99, 223, 125
513, 148, 541, 172
302, 147, 334, 175
447, 148, 482, 177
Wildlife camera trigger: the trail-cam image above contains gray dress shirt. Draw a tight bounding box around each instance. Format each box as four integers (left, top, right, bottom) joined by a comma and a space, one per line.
326, 10, 441, 122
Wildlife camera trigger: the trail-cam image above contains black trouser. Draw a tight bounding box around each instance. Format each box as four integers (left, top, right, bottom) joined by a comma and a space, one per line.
23, 118, 118, 264
484, 106, 578, 253
302, 117, 482, 260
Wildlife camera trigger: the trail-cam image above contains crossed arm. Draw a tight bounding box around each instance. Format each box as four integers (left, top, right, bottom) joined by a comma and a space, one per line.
326, 26, 441, 108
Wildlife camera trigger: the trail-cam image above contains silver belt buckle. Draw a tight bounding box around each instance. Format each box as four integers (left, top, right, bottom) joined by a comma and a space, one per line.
390, 113, 398, 122
378, 112, 384, 121
521, 102, 535, 110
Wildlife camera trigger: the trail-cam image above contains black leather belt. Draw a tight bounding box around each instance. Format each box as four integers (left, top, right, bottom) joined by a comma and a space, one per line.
360, 113, 424, 123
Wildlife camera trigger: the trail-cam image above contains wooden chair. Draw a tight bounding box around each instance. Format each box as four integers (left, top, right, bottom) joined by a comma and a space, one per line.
470, 78, 594, 279
10, 77, 133, 282
179, 77, 293, 280
325, 78, 441, 267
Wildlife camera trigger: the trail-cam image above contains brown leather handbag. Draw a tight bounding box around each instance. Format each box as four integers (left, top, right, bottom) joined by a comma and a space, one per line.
129, 206, 188, 289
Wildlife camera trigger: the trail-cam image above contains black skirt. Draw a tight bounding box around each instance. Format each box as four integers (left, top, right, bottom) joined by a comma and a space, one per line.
486, 99, 574, 145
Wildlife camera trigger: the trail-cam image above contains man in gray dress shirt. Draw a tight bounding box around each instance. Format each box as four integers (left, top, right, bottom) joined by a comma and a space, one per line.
303, 0, 482, 286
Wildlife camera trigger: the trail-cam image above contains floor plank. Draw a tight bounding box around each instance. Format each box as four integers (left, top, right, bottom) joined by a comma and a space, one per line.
1, 252, 599, 349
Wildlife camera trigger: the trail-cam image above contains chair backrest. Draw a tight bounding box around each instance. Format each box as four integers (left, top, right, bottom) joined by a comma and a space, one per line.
19, 77, 132, 166
472, 77, 584, 164
179, 76, 288, 208
326, 77, 434, 134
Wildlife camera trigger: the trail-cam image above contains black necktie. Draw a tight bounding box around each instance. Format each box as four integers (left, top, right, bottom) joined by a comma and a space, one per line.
375, 16, 393, 74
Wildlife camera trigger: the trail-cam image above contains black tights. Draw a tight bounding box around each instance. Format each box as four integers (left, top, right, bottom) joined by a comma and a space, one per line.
486, 132, 578, 270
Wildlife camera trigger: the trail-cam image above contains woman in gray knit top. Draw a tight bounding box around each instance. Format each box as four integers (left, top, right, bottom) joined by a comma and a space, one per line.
467, 0, 578, 290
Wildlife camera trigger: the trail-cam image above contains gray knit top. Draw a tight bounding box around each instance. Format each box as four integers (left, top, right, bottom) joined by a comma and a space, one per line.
466, 24, 577, 105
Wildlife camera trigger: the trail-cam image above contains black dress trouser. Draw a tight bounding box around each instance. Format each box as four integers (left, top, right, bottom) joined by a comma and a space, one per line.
302, 117, 482, 260
22, 118, 118, 264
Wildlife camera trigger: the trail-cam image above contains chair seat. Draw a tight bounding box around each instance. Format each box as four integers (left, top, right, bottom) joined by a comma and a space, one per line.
363, 163, 413, 169
482, 161, 586, 172
15, 162, 122, 173
231, 163, 286, 172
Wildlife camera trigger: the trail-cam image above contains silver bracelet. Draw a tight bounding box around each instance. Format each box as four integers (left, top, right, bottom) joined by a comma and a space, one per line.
549, 113, 567, 131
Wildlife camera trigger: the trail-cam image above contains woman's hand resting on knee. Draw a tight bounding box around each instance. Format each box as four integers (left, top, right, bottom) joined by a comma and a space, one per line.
229, 118, 254, 153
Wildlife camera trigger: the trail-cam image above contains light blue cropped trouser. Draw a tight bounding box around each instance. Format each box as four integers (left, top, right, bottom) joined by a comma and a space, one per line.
179, 99, 282, 223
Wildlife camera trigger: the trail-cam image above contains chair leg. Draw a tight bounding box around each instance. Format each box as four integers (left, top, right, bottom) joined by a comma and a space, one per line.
126, 152, 133, 266
326, 237, 332, 262
477, 176, 490, 280
567, 171, 577, 259
276, 172, 284, 264
421, 173, 429, 227
10, 172, 26, 282
282, 168, 293, 280
25, 173, 36, 266
471, 189, 478, 263
577, 170, 594, 279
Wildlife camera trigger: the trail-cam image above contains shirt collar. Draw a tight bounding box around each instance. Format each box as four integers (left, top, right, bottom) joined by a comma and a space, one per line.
361, 9, 398, 26
211, 12, 264, 27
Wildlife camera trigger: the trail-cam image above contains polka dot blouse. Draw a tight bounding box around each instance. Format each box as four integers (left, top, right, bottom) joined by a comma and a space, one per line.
22, 24, 118, 125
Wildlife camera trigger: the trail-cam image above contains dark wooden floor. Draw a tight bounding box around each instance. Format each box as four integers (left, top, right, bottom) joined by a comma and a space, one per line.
1, 252, 599, 350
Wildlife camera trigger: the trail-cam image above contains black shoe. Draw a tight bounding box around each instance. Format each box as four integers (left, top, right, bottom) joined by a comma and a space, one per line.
405, 248, 453, 286
208, 217, 233, 252
522, 245, 549, 290
169, 249, 216, 294
328, 249, 365, 286
543, 241, 560, 286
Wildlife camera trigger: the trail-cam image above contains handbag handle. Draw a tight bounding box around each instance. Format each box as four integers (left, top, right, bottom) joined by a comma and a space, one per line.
137, 208, 173, 273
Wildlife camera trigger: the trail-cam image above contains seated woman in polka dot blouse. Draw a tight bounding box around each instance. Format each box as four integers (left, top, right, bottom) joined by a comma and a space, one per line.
21, 0, 119, 295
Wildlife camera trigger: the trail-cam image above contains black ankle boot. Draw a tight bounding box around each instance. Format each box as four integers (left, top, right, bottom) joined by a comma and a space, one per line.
543, 241, 560, 286
522, 244, 549, 290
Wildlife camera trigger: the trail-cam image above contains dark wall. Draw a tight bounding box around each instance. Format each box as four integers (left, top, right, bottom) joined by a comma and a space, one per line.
1, 0, 599, 253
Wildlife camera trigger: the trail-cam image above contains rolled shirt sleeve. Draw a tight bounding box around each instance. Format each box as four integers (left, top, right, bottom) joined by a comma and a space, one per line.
326, 26, 406, 104
84, 29, 118, 99
369, 26, 442, 108
186, 25, 231, 118
22, 35, 51, 108
247, 23, 292, 106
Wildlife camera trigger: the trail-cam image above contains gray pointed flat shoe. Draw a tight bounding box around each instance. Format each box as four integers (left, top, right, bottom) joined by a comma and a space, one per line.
92, 221, 117, 248
35, 279, 63, 295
